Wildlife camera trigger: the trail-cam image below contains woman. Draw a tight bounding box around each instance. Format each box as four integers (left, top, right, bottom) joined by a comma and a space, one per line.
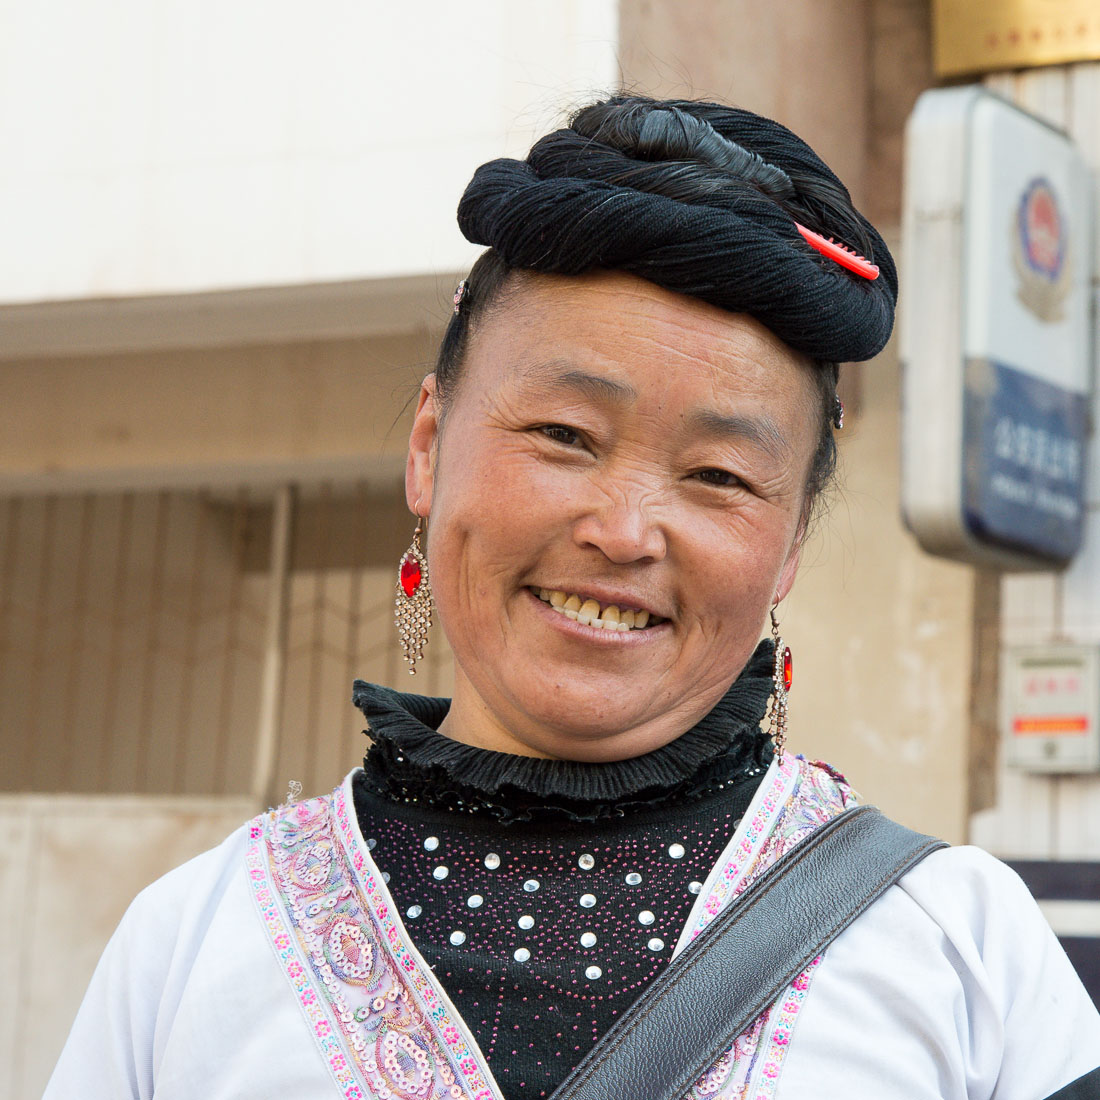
47, 96, 1100, 1099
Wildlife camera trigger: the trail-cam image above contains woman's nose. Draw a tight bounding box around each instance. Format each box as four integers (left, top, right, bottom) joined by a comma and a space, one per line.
571, 485, 668, 564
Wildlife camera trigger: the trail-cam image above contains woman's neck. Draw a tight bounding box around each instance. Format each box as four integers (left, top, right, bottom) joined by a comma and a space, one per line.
352, 639, 775, 823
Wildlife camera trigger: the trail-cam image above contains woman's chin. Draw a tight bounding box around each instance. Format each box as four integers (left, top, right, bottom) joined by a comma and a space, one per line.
445, 596, 741, 760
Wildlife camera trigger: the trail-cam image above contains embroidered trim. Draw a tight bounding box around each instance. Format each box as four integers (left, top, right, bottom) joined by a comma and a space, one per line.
679, 756, 854, 1099
247, 787, 498, 1100
681, 754, 799, 945
247, 818, 366, 1099
751, 956, 822, 1100
332, 782, 499, 1097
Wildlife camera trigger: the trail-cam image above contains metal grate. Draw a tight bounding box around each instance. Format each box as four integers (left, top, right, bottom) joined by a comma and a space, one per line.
0, 491, 267, 794
0, 483, 451, 798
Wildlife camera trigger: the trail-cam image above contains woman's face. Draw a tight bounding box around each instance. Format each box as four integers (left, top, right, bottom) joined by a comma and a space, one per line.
406, 270, 821, 761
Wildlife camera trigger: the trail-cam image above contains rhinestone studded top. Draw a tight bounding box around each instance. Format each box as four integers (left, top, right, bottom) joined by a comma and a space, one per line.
348, 643, 776, 1100
353, 774, 758, 1100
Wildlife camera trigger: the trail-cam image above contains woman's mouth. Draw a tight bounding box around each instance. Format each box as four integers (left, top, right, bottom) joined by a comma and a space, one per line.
528, 587, 665, 631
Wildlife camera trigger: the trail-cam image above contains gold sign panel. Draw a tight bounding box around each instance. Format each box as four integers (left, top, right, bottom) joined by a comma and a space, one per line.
934, 0, 1100, 77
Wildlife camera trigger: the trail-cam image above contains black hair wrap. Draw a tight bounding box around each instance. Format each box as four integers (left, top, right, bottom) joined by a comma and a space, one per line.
456, 97, 898, 363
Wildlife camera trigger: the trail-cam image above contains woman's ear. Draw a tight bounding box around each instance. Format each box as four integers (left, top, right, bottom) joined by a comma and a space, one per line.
405, 374, 439, 514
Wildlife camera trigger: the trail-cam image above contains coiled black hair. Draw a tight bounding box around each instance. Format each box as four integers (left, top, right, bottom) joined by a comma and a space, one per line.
435, 96, 899, 511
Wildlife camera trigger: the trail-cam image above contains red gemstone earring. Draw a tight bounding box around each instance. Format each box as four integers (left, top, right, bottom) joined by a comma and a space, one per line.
768, 607, 792, 763
395, 506, 432, 674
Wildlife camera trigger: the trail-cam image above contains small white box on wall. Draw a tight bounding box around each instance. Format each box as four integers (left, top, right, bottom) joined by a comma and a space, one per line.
1003, 645, 1100, 773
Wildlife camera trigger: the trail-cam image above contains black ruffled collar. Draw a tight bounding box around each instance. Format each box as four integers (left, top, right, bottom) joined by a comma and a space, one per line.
353, 640, 775, 823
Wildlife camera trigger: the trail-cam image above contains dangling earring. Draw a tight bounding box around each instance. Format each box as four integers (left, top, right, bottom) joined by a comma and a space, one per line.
768, 607, 792, 763
395, 505, 432, 674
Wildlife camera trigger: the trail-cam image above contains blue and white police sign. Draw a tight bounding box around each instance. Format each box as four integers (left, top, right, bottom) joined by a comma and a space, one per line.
901, 87, 1091, 569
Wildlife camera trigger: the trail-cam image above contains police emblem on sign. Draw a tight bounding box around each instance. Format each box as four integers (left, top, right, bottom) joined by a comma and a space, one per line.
1012, 177, 1072, 323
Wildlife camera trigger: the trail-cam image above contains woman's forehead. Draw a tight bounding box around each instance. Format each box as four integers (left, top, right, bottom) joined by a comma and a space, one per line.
471, 269, 817, 407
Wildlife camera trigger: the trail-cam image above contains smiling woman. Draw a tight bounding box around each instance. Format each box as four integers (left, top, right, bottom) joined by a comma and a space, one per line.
47, 97, 1100, 1100
411, 273, 817, 763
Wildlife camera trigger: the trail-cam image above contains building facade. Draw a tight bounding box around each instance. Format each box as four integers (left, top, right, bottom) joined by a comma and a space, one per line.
2, 2, 1098, 1094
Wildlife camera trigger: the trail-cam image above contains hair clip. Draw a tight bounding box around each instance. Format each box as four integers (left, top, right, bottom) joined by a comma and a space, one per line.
794, 223, 879, 280
453, 279, 468, 315
833, 396, 844, 429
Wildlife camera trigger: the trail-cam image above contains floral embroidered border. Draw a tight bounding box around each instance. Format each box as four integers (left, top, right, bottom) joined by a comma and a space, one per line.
679, 756, 855, 1099
247, 788, 499, 1100
247, 817, 366, 1099
331, 782, 499, 1095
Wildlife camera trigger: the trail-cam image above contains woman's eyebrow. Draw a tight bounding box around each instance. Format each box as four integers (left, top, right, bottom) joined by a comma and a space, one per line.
521, 362, 638, 406
686, 408, 789, 460
517, 365, 787, 458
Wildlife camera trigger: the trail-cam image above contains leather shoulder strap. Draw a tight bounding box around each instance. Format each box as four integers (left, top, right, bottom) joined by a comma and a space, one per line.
1044, 1065, 1100, 1100
549, 804, 946, 1100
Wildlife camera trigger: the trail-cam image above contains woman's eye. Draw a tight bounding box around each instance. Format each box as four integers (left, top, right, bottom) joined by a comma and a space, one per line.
540, 424, 582, 446
695, 468, 744, 488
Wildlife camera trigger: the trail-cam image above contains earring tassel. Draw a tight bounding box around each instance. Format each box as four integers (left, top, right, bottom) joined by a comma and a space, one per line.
768, 609, 792, 762
395, 519, 432, 674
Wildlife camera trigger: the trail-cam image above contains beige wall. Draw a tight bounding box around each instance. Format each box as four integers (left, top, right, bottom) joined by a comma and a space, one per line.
619, 0, 871, 205
1, 330, 437, 494
785, 325, 973, 842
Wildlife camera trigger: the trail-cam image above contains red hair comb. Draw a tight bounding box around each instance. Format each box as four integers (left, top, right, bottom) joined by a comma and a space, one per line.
794, 223, 879, 280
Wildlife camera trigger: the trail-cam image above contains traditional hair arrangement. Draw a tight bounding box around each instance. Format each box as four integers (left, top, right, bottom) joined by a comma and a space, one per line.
455, 96, 897, 364
438, 96, 899, 512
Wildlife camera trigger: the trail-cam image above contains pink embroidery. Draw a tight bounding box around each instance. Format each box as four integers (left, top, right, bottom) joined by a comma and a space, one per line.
682, 757, 853, 1099
330, 784, 501, 1095
246, 785, 501, 1099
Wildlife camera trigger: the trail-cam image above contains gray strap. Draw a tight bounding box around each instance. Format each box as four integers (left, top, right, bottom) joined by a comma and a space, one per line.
549, 804, 946, 1100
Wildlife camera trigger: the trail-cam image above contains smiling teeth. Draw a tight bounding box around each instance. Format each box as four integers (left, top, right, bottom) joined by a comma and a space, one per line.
534, 589, 658, 630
